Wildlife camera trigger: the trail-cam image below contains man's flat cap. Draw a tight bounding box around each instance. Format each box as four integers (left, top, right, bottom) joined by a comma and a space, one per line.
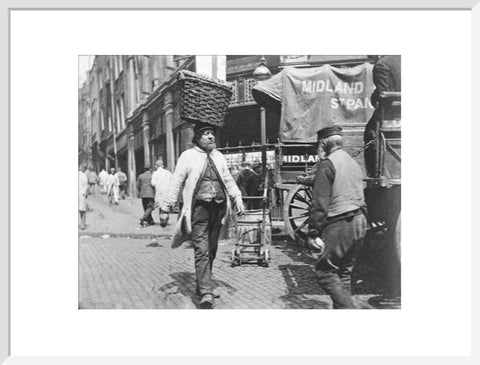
317, 125, 343, 140
192, 122, 218, 143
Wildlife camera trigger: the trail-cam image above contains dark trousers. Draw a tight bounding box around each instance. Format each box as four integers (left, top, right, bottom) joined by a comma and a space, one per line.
79, 211, 86, 227
141, 197, 155, 224
191, 200, 226, 296
119, 183, 126, 199
316, 213, 367, 309
88, 183, 96, 195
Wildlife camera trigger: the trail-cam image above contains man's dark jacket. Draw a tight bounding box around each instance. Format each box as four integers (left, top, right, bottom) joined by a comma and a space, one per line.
137, 171, 155, 198
371, 55, 401, 106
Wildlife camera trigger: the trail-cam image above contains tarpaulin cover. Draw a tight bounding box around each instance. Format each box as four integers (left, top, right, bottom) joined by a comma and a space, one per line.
252, 63, 376, 143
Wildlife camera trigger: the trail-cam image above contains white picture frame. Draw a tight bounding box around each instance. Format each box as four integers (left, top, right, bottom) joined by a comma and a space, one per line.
2, 1, 478, 364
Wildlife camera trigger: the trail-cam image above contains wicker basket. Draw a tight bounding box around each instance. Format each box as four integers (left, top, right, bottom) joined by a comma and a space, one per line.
177, 70, 233, 126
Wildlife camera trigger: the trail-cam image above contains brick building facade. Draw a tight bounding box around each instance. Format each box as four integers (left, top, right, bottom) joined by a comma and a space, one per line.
78, 55, 371, 195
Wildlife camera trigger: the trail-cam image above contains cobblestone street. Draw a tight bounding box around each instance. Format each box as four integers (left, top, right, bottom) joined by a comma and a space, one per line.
79, 192, 399, 309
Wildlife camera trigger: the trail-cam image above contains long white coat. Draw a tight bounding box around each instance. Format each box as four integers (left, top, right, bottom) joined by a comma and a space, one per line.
151, 167, 173, 206
106, 173, 119, 202
162, 146, 243, 248
78, 171, 89, 211
99, 170, 108, 186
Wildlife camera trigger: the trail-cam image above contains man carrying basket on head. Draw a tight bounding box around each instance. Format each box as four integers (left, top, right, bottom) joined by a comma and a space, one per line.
159, 122, 245, 309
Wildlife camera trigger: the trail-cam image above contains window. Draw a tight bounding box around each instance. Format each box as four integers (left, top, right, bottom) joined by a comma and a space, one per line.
142, 56, 150, 94
134, 56, 141, 103
119, 95, 126, 130
116, 102, 121, 132
118, 56, 124, 73
114, 56, 123, 79
113, 57, 119, 79
100, 108, 105, 130
98, 73, 103, 91
229, 80, 239, 105
116, 96, 126, 131
108, 114, 112, 132
244, 78, 256, 103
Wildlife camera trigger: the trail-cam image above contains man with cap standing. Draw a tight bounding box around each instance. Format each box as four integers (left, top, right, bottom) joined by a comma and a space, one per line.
137, 164, 155, 227
308, 125, 368, 309
160, 122, 245, 309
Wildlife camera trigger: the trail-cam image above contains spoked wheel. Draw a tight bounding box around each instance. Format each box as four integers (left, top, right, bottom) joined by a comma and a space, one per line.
283, 185, 312, 243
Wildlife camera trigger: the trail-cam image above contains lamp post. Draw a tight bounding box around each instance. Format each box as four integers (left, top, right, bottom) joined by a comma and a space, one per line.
253, 56, 272, 178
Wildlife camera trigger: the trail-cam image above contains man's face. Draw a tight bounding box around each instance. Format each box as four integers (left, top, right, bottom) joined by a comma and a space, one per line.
110, 169, 115, 174
197, 130, 216, 152
317, 142, 327, 160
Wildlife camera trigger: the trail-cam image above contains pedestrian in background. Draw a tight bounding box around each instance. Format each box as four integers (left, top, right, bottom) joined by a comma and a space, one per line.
116, 167, 128, 200
99, 168, 108, 194
137, 164, 155, 227
87, 166, 98, 195
308, 126, 368, 309
106, 167, 120, 205
151, 159, 172, 227
229, 165, 240, 180
78, 164, 89, 230
160, 122, 245, 309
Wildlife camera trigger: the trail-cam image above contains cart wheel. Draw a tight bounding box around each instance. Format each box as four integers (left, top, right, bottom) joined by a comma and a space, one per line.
283, 185, 312, 243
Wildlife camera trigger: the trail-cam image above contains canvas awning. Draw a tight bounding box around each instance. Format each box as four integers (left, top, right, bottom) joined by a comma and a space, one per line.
252, 63, 376, 143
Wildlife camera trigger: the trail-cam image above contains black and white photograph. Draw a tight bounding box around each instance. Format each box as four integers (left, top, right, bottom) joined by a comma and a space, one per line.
78, 55, 401, 310
4, 3, 475, 361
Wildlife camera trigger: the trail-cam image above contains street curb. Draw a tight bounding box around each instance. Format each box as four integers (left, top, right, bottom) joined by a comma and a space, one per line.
78, 232, 172, 239
78, 232, 292, 241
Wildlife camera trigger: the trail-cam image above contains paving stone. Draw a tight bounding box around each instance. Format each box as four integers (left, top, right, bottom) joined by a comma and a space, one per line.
78, 192, 396, 309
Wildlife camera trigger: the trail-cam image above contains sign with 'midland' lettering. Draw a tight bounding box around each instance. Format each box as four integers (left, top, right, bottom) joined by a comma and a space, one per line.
253, 63, 375, 143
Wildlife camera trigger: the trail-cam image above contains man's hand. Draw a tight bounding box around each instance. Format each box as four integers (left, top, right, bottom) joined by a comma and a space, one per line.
154, 201, 167, 210
159, 204, 170, 213
307, 236, 325, 254
236, 201, 245, 216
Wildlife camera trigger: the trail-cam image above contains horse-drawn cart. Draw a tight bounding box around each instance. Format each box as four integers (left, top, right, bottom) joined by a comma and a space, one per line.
220, 62, 401, 278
